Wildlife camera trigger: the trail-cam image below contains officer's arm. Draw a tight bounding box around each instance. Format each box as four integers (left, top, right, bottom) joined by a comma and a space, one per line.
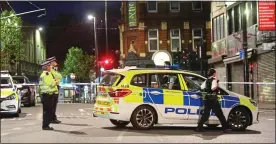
50, 68, 62, 80
211, 79, 218, 91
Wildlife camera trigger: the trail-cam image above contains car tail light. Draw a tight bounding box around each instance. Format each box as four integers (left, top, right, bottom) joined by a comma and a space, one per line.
108, 89, 132, 97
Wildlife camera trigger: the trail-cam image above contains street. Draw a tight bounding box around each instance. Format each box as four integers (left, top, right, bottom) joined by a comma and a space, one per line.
1, 103, 275, 143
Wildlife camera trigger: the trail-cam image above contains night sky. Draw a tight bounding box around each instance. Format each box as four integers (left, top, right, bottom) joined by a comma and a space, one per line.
9, 1, 121, 67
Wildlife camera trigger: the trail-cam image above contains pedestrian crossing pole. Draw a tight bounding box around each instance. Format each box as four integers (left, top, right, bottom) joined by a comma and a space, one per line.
105, 0, 108, 56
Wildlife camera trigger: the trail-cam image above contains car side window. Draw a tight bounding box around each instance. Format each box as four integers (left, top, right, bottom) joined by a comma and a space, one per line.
183, 74, 205, 86
217, 87, 229, 95
150, 73, 181, 90
183, 76, 201, 92
130, 74, 147, 87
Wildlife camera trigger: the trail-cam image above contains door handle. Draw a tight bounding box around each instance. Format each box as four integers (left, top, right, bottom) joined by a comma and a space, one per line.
150, 91, 161, 95
190, 94, 200, 99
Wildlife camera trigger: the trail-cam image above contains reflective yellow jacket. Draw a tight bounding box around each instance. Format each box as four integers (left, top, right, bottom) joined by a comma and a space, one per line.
39, 71, 58, 94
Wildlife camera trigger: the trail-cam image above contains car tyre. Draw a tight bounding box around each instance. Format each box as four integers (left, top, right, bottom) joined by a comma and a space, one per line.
130, 105, 156, 130
14, 108, 21, 117
110, 119, 130, 128
228, 108, 250, 131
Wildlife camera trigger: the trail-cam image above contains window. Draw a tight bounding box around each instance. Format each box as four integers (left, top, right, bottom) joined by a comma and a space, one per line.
170, 29, 181, 52
246, 2, 257, 27
147, 1, 158, 13
131, 74, 147, 87
234, 5, 241, 32
170, 1, 180, 12
192, 28, 202, 52
183, 74, 205, 86
227, 9, 234, 35
212, 14, 225, 41
148, 29, 159, 51
100, 73, 124, 86
192, 2, 202, 11
149, 73, 181, 90
183, 76, 201, 92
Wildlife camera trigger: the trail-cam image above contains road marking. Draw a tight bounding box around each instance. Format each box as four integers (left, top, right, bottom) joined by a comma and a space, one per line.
1, 133, 9, 136
116, 129, 128, 141
11, 118, 16, 121
78, 109, 85, 112
27, 113, 32, 116
71, 113, 74, 115
267, 119, 275, 121
17, 118, 25, 121
11, 127, 22, 131
1, 119, 4, 122
86, 113, 91, 115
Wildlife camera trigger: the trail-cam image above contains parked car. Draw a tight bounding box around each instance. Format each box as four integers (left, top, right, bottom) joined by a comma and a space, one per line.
12, 75, 36, 107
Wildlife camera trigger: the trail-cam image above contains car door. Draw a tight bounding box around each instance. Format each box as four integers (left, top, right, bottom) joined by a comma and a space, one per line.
144, 73, 188, 120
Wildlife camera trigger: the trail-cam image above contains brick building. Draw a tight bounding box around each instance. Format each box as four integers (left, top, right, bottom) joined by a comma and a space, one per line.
119, 1, 211, 71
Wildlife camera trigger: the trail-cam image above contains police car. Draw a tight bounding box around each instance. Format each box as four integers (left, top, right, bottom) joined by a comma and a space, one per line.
93, 68, 259, 131
1, 71, 22, 117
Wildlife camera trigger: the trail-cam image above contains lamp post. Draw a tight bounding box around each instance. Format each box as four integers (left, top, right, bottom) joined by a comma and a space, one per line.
87, 15, 98, 63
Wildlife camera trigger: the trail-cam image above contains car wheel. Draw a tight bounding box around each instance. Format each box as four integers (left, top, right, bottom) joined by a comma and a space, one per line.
110, 119, 130, 128
206, 124, 219, 128
228, 108, 250, 131
14, 108, 20, 117
130, 105, 156, 130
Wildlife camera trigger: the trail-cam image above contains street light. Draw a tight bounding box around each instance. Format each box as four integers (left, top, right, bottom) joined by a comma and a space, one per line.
38, 27, 43, 31
87, 14, 99, 76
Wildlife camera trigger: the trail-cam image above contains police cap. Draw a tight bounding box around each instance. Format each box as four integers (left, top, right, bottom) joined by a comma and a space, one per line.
41, 60, 51, 67
46, 56, 56, 63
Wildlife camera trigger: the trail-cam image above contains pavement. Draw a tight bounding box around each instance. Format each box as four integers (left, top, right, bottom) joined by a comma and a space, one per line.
1, 103, 275, 143
258, 103, 275, 110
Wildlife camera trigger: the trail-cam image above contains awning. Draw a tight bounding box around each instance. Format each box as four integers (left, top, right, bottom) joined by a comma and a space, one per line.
223, 51, 253, 64
208, 55, 226, 64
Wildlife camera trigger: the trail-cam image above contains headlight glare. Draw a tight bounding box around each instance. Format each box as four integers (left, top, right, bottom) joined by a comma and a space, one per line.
6, 94, 16, 100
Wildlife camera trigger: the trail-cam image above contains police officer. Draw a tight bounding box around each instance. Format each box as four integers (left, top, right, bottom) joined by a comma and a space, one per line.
46, 56, 62, 124
39, 60, 58, 130
195, 68, 229, 132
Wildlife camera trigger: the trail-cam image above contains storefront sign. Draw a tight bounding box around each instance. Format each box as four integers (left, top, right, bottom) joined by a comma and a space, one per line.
258, 2, 275, 31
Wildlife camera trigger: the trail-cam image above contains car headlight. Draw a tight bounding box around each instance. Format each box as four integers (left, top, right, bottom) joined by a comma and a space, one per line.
6, 94, 16, 100
250, 99, 257, 107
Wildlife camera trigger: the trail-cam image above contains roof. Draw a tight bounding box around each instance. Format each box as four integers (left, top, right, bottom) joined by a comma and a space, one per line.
104, 68, 206, 79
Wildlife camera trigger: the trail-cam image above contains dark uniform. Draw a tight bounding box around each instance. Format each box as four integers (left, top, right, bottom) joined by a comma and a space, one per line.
195, 69, 229, 132
46, 56, 62, 124
39, 61, 58, 130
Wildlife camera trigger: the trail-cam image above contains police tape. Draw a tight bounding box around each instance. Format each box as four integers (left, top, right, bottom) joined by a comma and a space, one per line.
219, 82, 275, 85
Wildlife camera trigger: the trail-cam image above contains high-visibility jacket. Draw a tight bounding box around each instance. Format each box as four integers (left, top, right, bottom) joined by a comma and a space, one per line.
39, 71, 58, 94
50, 68, 62, 85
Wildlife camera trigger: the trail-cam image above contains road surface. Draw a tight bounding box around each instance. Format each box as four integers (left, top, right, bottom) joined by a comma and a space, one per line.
1, 103, 275, 143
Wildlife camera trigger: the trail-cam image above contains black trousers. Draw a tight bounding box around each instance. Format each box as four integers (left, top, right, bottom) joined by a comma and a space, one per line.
197, 99, 228, 129
42, 94, 54, 128
52, 94, 59, 121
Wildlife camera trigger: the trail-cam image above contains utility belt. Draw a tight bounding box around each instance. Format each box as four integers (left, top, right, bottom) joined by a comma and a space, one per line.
205, 93, 218, 100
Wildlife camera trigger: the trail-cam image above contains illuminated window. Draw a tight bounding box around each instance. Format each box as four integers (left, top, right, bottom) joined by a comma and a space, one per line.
148, 29, 159, 51
170, 29, 181, 52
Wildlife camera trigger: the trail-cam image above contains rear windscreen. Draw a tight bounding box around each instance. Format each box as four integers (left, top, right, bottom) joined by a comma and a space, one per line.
100, 73, 124, 86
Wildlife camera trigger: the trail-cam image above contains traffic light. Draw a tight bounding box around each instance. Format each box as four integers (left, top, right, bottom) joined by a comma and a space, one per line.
104, 59, 109, 64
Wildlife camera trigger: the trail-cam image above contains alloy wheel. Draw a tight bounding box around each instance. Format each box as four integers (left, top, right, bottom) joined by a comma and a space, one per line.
136, 109, 154, 128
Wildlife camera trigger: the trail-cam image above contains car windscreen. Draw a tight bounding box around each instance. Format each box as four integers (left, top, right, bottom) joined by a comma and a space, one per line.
12, 77, 25, 84
100, 73, 124, 86
0, 77, 13, 88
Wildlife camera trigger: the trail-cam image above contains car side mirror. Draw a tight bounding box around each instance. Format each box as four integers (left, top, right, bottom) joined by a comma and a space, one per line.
16, 84, 23, 89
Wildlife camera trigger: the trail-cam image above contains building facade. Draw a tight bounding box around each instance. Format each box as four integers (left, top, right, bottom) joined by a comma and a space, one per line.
119, 1, 211, 71
209, 1, 275, 103
0, 2, 46, 81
